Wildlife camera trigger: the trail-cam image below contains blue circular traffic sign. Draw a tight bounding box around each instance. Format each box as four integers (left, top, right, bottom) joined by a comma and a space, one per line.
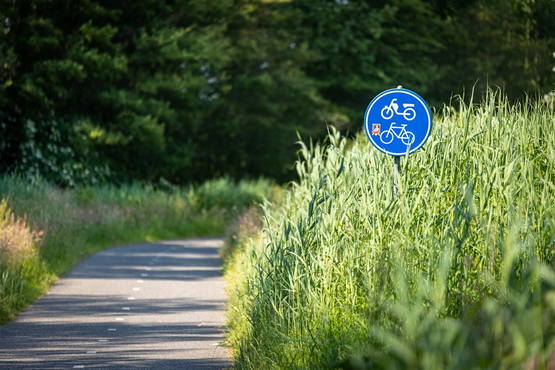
364, 88, 432, 156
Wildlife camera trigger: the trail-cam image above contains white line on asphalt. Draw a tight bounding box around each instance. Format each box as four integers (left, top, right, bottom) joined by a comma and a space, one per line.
141, 273, 148, 277
98, 339, 109, 342
73, 366, 85, 369
108, 328, 117, 331
144, 267, 152, 271
115, 317, 125, 321
122, 307, 130, 310
87, 351, 97, 354
127, 297, 135, 300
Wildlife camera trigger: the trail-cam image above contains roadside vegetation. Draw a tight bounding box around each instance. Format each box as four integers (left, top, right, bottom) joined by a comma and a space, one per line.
225, 93, 555, 369
0, 177, 276, 324
2, 1, 554, 367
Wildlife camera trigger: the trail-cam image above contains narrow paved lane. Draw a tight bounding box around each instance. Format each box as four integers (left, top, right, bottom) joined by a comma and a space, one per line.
0, 238, 231, 369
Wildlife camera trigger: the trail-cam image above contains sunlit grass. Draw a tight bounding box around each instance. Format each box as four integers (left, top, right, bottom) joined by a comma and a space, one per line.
226, 92, 555, 369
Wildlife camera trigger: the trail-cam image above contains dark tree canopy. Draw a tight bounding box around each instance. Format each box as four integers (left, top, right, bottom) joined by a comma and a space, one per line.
0, 0, 553, 186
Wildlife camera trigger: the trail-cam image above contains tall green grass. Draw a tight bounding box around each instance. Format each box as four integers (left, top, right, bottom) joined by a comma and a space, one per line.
0, 176, 276, 324
226, 93, 555, 369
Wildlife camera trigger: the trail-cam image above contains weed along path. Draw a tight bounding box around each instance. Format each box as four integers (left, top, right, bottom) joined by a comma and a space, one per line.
0, 238, 231, 369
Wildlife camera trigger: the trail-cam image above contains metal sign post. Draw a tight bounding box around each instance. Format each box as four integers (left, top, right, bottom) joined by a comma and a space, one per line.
393, 156, 401, 197
363, 86, 433, 197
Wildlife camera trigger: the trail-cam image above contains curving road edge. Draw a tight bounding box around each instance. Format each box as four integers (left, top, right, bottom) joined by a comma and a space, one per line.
0, 238, 231, 369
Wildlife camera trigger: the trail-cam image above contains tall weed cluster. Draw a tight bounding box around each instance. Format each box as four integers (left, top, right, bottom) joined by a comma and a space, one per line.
227, 93, 555, 369
0, 200, 44, 321
0, 177, 275, 323
0, 200, 41, 264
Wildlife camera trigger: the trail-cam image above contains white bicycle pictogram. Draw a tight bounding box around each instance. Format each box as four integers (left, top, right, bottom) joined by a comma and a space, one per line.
380, 98, 416, 121
380, 122, 416, 146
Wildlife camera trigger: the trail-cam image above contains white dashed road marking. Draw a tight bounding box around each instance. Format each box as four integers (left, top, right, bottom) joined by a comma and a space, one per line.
0, 239, 230, 368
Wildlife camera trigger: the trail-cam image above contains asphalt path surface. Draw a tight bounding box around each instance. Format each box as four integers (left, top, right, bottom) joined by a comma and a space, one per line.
0, 238, 231, 369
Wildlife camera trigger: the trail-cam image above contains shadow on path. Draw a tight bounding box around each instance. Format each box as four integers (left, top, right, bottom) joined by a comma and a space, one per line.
0, 238, 230, 369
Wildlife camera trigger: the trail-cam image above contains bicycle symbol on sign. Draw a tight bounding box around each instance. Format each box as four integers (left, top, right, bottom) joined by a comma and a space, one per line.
381, 99, 416, 121
380, 122, 415, 146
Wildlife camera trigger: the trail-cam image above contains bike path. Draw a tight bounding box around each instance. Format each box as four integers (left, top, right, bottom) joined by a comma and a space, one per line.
0, 238, 231, 369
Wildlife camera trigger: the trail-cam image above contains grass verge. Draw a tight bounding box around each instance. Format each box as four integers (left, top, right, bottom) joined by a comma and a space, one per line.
0, 176, 276, 324
225, 92, 555, 369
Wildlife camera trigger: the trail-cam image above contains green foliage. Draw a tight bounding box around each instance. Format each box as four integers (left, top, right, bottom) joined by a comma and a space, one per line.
292, 0, 444, 126
293, 0, 555, 128
16, 119, 111, 187
430, 0, 555, 103
226, 93, 555, 368
0, 175, 275, 324
0, 0, 327, 185
188, 178, 279, 212
342, 248, 555, 369
1, 0, 553, 185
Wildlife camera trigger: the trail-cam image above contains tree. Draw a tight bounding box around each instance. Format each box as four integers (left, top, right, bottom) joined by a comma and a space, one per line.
430, 0, 555, 101
1, 0, 552, 186
290, 0, 444, 131
0, 0, 329, 184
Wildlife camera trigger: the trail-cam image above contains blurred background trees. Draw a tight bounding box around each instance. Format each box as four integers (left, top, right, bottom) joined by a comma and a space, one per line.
0, 0, 553, 186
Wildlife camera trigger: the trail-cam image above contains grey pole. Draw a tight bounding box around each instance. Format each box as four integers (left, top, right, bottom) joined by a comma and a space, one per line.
393, 156, 401, 197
